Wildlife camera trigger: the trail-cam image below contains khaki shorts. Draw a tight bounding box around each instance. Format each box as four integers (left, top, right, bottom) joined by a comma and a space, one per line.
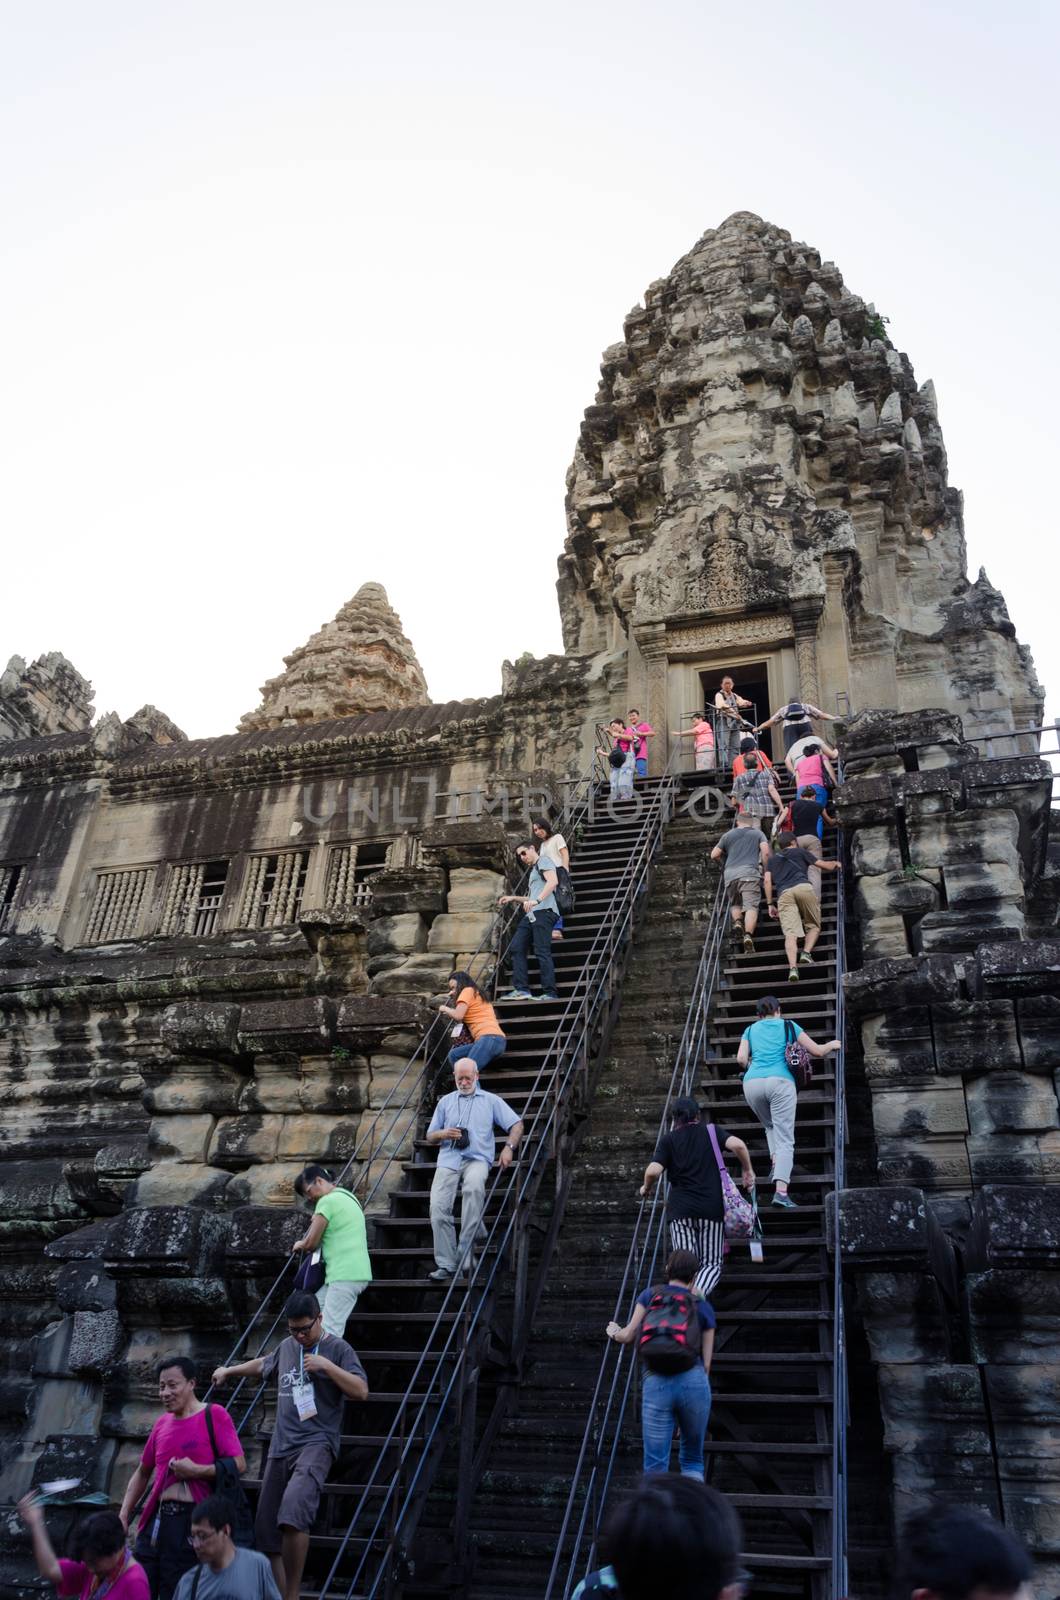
255, 1441, 334, 1550
778, 883, 821, 940
727, 873, 761, 913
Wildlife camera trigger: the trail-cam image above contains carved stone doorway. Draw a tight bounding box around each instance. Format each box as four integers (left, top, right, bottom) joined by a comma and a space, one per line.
665, 646, 796, 766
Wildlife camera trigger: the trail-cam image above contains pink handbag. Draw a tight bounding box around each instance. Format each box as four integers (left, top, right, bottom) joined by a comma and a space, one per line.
707, 1123, 756, 1240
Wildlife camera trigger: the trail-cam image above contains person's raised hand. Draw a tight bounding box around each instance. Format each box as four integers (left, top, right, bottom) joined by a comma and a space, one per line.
16, 1492, 43, 1527
211, 1366, 229, 1386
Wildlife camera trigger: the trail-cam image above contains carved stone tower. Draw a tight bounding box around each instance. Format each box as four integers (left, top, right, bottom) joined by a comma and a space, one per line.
559, 211, 1042, 763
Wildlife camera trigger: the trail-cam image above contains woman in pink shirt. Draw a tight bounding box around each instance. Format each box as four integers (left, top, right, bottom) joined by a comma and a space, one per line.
18, 1499, 150, 1600
789, 742, 836, 804
670, 712, 716, 772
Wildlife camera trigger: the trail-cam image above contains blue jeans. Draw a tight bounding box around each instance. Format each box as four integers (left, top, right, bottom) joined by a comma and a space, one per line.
510, 909, 558, 993
447, 1033, 508, 1071
641, 1364, 712, 1479
635, 757, 648, 778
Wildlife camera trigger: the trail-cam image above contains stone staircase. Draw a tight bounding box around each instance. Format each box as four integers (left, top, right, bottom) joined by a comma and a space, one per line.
412, 774, 846, 1600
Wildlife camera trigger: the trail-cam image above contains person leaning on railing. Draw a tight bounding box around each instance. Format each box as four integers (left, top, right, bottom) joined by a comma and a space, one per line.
738, 996, 840, 1210
292, 1164, 373, 1338
438, 969, 508, 1070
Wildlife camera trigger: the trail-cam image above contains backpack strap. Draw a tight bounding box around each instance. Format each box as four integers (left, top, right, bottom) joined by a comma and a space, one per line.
203, 1402, 220, 1462
191, 1568, 203, 1600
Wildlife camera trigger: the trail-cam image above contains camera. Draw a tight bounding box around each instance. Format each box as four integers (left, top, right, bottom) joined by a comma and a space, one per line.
453, 1129, 470, 1151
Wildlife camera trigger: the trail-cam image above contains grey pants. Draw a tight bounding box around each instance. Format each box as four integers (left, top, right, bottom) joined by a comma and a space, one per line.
430, 1159, 488, 1271
743, 1075, 798, 1185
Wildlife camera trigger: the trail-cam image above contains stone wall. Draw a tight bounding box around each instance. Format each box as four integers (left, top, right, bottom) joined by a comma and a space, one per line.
837, 708, 1060, 1583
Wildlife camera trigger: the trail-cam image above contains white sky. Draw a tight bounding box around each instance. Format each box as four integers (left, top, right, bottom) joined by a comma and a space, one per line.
3, 0, 1057, 739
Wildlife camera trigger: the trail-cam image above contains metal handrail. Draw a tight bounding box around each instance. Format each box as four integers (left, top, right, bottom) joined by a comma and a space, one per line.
317, 765, 682, 1599
208, 757, 601, 1427
544, 867, 731, 1598
830, 814, 849, 1599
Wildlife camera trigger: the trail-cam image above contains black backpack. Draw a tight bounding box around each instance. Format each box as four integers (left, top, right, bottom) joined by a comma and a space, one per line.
637, 1285, 700, 1374
554, 866, 576, 917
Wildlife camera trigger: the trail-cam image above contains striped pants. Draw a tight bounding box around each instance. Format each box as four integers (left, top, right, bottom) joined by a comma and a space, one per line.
668, 1217, 726, 1297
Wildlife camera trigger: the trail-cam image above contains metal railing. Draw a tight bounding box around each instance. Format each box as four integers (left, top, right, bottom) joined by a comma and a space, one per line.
207, 757, 602, 1433
316, 765, 682, 1599
830, 819, 849, 1600
543, 868, 731, 1597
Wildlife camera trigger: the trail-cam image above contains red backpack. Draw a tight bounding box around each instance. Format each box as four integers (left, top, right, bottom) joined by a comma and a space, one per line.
638, 1286, 700, 1374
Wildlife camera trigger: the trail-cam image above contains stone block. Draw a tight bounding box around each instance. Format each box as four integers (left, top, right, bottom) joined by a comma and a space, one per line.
849, 823, 903, 876
907, 810, 1020, 872
1039, 1129, 1060, 1182
420, 818, 510, 872
978, 940, 1060, 1000
32, 1317, 73, 1377
919, 904, 1025, 953
862, 915, 912, 961
369, 953, 455, 996
426, 911, 494, 954
876, 1136, 971, 1189
447, 869, 506, 913
160, 1002, 241, 1059
209, 1115, 281, 1168
237, 997, 334, 1056
115, 1273, 234, 1328
856, 871, 939, 918
144, 1066, 242, 1116
968, 1132, 1045, 1185
856, 1271, 952, 1361
226, 1204, 304, 1272
224, 1163, 300, 1210
844, 955, 960, 1017
148, 1114, 215, 1163
860, 1007, 937, 1085
125, 1162, 235, 1209
967, 1268, 1060, 1363
967, 1185, 1060, 1269
965, 1071, 1058, 1136
275, 1114, 360, 1163
931, 1000, 1019, 1077
366, 914, 428, 958
872, 1086, 968, 1139
106, 1206, 229, 1278
55, 1260, 117, 1313
69, 1309, 125, 1376
335, 995, 427, 1050
943, 860, 1023, 908
1018, 995, 1060, 1068
364, 867, 446, 917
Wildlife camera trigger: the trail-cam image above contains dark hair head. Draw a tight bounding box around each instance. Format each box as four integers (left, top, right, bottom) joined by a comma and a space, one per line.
799, 786, 818, 799
599, 1476, 742, 1600
895, 1503, 1033, 1600
777, 831, 797, 848
628, 709, 639, 717
721, 675, 734, 685
664, 1248, 700, 1283
294, 1163, 333, 1197
801, 742, 819, 757
72, 1511, 126, 1561
156, 1354, 196, 1382
191, 1493, 235, 1535
739, 736, 757, 753
516, 839, 538, 856
609, 718, 625, 729
447, 969, 482, 1001
756, 995, 782, 1018
692, 712, 706, 723
531, 816, 555, 839
284, 1289, 321, 1321
671, 1096, 701, 1127
743, 752, 760, 770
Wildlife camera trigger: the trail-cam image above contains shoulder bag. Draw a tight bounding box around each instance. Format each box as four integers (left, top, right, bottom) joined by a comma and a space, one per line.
784, 1019, 814, 1091
203, 1404, 256, 1547
706, 1124, 756, 1241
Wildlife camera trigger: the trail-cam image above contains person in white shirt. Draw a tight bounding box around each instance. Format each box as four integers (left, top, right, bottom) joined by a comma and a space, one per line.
532, 816, 570, 941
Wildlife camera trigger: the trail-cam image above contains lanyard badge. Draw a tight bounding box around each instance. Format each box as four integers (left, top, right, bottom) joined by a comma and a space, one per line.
292, 1343, 319, 1421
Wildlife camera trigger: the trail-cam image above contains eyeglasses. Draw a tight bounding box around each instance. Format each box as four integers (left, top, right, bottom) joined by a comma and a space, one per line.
187, 1530, 219, 1546
288, 1321, 320, 1338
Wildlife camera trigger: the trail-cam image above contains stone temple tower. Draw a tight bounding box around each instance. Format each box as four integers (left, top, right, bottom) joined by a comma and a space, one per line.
559, 210, 1042, 755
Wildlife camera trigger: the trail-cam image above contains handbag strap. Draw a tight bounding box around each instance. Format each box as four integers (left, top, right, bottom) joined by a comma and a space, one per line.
706, 1122, 726, 1175
784, 1019, 796, 1046
203, 1402, 220, 1463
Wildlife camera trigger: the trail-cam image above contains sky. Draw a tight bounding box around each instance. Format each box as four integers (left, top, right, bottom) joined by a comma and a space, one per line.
3, 0, 1058, 739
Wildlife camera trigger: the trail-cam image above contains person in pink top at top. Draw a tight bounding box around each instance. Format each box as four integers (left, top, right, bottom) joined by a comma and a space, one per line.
627, 709, 655, 779
670, 712, 715, 772
17, 1499, 150, 1600
117, 1355, 246, 1600
787, 741, 837, 806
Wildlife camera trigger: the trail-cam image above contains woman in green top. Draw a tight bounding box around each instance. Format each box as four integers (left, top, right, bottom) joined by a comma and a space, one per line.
737, 996, 840, 1210
293, 1164, 372, 1336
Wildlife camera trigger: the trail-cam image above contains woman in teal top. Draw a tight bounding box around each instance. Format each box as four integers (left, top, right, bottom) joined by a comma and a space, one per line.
737, 996, 840, 1209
